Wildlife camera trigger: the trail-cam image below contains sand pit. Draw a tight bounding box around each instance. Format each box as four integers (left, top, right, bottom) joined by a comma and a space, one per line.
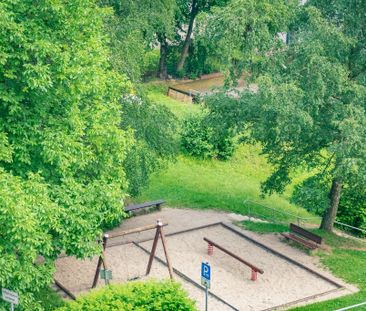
139, 223, 341, 310
55, 209, 351, 311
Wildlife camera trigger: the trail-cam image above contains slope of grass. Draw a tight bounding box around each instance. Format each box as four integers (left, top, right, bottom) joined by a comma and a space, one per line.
139, 145, 313, 219
148, 91, 200, 119
240, 221, 289, 233
144, 81, 201, 119
139, 86, 313, 220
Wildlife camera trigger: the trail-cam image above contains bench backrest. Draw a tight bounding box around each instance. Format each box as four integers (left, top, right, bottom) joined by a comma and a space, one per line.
124, 200, 165, 212
290, 223, 323, 244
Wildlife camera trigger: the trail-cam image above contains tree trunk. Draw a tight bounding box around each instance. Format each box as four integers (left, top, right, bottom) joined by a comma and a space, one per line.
176, 0, 197, 72
320, 178, 342, 232
157, 35, 168, 79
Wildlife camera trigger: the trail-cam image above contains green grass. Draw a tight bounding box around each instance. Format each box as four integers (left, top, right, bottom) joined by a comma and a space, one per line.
138, 146, 313, 218
148, 91, 201, 119
143, 81, 201, 119
240, 221, 289, 233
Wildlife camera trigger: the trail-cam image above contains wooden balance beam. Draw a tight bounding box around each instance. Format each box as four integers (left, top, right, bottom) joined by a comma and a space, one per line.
204, 237, 264, 281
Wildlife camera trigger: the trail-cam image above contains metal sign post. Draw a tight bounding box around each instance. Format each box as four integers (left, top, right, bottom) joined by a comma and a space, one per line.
201, 262, 211, 311
2, 288, 19, 311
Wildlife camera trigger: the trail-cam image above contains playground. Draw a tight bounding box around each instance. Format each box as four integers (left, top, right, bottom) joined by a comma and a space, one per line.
55, 208, 355, 311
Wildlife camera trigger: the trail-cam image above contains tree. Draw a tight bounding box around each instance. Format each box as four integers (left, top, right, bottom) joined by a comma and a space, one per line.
100, 0, 177, 80
175, 0, 229, 72
198, 0, 296, 81
0, 0, 133, 308
203, 2, 366, 231
120, 93, 178, 196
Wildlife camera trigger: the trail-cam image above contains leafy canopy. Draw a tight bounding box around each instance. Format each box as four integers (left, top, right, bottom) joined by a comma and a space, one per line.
202, 2, 366, 229
0, 0, 133, 309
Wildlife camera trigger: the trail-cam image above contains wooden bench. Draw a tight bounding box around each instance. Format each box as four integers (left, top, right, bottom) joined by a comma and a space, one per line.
281, 223, 323, 250
124, 200, 165, 213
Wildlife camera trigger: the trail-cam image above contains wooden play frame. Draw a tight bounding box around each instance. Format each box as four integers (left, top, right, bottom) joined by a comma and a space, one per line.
92, 219, 173, 288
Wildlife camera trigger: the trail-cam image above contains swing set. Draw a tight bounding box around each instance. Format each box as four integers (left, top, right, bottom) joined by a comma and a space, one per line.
92, 219, 174, 288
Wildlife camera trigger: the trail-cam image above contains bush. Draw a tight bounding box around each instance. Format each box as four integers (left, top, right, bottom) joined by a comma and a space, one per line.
56, 280, 197, 311
181, 114, 235, 159
142, 49, 160, 77
181, 115, 214, 158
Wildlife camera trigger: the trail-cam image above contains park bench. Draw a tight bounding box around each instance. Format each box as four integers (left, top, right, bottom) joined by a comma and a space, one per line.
124, 200, 165, 213
281, 223, 323, 250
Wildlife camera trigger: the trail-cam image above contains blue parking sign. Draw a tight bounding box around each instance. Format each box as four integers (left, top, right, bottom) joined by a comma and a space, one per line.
201, 262, 211, 281
201, 262, 211, 310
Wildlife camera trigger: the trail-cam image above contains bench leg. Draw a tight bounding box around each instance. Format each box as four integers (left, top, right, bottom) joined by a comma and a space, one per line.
208, 243, 213, 255
251, 269, 257, 281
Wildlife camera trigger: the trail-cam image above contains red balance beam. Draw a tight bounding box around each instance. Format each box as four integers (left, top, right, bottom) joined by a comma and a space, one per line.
203, 237, 264, 280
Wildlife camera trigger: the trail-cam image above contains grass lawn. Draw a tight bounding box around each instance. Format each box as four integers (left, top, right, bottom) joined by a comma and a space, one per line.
140, 84, 313, 221
240, 221, 290, 233
138, 146, 313, 220
148, 89, 200, 119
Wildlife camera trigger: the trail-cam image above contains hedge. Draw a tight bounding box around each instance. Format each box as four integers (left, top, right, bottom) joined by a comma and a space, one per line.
56, 280, 197, 311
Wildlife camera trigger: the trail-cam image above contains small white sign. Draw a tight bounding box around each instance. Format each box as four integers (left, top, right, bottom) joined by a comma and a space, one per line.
2, 288, 19, 305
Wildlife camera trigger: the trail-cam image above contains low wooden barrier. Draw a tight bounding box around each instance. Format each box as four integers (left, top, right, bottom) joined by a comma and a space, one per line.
204, 237, 264, 281
167, 86, 200, 103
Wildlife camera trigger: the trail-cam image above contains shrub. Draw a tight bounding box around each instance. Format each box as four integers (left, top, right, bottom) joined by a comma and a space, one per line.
142, 49, 160, 77
181, 114, 235, 159
56, 280, 197, 311
181, 115, 215, 158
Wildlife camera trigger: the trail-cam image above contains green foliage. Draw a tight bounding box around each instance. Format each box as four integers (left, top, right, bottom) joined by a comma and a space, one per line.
181, 114, 235, 160
121, 95, 178, 196
142, 49, 161, 77
184, 41, 221, 78
198, 0, 296, 81
101, 0, 177, 80
56, 280, 197, 311
201, 2, 366, 230
181, 114, 215, 158
291, 175, 330, 216
240, 221, 289, 234
292, 177, 366, 234
337, 186, 366, 233
34, 287, 65, 311
0, 1, 133, 309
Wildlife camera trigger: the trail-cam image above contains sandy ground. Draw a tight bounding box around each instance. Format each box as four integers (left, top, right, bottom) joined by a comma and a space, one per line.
140, 224, 337, 310
55, 242, 231, 310
55, 208, 357, 310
